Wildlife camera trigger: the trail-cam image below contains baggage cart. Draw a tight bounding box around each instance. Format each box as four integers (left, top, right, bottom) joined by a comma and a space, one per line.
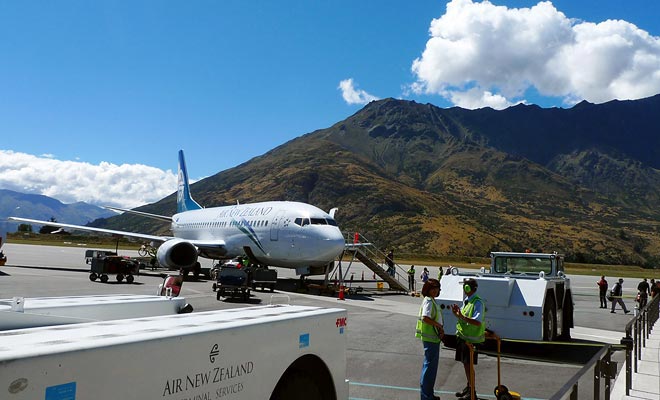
215, 264, 251, 301
89, 256, 139, 284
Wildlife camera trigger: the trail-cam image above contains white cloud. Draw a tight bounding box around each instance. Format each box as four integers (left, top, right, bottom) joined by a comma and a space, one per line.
338, 78, 379, 105
448, 87, 516, 109
411, 0, 660, 109
0, 150, 178, 209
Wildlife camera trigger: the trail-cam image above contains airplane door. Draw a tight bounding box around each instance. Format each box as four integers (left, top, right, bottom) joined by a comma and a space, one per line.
270, 210, 286, 241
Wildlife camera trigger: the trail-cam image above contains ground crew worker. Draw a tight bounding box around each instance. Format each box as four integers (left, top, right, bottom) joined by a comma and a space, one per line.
637, 278, 650, 309
451, 278, 485, 400
407, 265, 416, 292
415, 278, 444, 400
610, 278, 630, 314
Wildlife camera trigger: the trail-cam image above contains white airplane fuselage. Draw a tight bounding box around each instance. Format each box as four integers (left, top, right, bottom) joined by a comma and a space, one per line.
172, 201, 345, 268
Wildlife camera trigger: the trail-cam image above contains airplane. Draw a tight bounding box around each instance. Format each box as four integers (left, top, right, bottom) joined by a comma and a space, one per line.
10, 150, 346, 276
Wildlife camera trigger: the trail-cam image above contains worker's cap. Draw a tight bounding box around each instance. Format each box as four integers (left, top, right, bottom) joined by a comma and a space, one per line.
461, 278, 478, 290
619, 278, 624, 283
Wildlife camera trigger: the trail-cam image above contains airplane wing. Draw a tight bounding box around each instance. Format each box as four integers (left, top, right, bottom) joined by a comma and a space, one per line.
103, 206, 172, 223
8, 217, 170, 243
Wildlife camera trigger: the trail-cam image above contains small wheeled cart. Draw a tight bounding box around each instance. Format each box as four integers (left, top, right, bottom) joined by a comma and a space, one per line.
215, 265, 250, 301
251, 267, 277, 292
89, 256, 139, 284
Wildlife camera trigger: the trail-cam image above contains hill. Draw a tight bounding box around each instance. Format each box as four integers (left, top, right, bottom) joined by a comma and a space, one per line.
94, 95, 660, 266
0, 189, 116, 237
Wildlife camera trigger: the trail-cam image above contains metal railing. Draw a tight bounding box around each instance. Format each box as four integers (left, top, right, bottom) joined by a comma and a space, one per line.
550, 293, 660, 399
623, 292, 659, 396
340, 232, 408, 290
549, 344, 618, 400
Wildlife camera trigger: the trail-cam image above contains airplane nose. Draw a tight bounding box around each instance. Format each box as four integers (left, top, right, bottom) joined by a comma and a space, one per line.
321, 228, 346, 258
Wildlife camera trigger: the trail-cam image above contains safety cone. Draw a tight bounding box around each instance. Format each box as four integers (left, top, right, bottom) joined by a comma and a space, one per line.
338, 285, 345, 300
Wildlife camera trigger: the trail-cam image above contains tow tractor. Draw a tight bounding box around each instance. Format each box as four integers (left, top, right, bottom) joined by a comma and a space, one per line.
437, 251, 573, 342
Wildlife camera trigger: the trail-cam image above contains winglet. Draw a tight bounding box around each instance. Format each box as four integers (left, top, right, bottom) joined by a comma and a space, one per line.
177, 150, 202, 213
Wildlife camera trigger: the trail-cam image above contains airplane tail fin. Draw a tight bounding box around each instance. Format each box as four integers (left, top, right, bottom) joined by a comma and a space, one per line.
177, 150, 203, 213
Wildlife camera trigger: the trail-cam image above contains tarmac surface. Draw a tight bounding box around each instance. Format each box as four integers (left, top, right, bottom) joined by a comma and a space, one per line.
0, 243, 645, 400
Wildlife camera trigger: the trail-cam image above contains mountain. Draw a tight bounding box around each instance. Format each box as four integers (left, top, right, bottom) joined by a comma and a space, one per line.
0, 189, 116, 237
95, 95, 660, 266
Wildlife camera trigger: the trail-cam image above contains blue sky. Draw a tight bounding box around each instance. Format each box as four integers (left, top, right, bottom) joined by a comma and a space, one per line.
1, 1, 659, 208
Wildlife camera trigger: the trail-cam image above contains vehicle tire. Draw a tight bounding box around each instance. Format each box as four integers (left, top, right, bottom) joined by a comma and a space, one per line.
543, 295, 557, 341
100, 274, 109, 283
138, 247, 147, 257
252, 282, 257, 291
89, 272, 98, 281
126, 275, 135, 284
270, 284, 275, 293
559, 292, 573, 340
116, 273, 124, 282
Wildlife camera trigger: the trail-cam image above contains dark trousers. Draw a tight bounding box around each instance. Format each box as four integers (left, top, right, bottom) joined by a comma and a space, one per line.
599, 291, 608, 308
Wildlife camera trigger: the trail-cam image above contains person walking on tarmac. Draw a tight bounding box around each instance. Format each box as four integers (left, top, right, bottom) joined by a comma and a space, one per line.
597, 276, 608, 308
610, 278, 630, 314
421, 268, 430, 284
415, 278, 444, 400
451, 278, 485, 400
637, 278, 650, 309
408, 265, 416, 292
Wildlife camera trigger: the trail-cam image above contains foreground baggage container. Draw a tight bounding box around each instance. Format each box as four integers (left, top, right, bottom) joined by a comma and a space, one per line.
0, 304, 348, 400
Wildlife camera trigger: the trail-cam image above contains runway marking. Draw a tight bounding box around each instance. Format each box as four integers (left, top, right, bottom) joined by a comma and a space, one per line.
348, 381, 546, 400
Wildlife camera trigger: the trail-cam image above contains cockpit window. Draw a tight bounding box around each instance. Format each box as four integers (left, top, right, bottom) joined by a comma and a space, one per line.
310, 218, 327, 225
326, 218, 338, 226
294, 218, 310, 226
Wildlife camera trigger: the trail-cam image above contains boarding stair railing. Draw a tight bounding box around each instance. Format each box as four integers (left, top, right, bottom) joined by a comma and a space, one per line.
549, 293, 659, 399
341, 232, 408, 293
622, 292, 659, 396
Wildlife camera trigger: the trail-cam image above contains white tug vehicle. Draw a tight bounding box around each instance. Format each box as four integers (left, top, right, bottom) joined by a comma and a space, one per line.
437, 251, 573, 342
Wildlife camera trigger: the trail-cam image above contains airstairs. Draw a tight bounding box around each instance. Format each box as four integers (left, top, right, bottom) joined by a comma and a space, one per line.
337, 232, 409, 293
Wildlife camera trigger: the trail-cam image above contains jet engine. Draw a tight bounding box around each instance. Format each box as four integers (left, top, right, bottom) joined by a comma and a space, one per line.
156, 239, 198, 270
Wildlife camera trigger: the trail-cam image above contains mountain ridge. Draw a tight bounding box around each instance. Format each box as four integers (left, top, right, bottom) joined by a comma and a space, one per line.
90, 94, 660, 266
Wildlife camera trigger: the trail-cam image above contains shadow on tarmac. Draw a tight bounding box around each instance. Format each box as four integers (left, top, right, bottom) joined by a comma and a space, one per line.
442, 335, 612, 365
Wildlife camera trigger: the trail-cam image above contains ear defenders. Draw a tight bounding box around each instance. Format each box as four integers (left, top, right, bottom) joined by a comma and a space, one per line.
464, 284, 471, 294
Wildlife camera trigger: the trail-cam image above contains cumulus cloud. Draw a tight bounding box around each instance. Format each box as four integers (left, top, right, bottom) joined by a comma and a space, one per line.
338, 78, 379, 105
0, 150, 178, 209
411, 0, 660, 109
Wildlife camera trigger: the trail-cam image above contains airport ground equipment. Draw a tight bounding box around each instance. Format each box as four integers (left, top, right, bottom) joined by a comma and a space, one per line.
89, 255, 139, 283
84, 249, 117, 264
0, 304, 348, 400
340, 232, 408, 293
0, 294, 190, 331
251, 266, 277, 292
215, 263, 251, 301
437, 251, 573, 342
489, 332, 521, 400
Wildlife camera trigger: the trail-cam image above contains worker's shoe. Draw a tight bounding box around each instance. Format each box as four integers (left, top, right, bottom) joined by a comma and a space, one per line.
455, 386, 469, 397
458, 390, 476, 400
625, 310, 631, 314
